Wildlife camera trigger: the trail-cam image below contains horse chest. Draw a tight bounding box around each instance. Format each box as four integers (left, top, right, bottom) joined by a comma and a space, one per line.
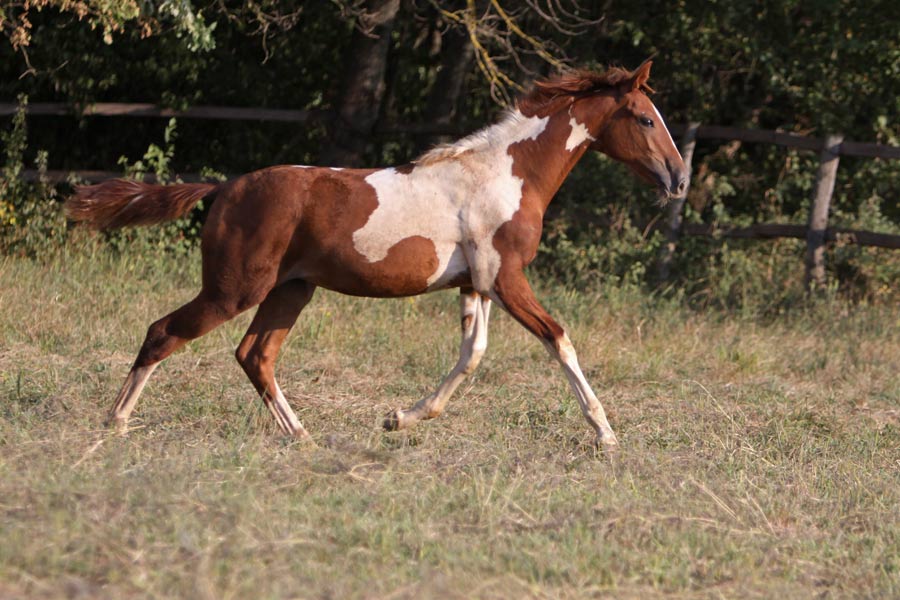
352, 161, 526, 289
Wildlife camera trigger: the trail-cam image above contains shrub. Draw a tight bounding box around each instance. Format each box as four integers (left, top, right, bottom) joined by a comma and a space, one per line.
0, 95, 67, 256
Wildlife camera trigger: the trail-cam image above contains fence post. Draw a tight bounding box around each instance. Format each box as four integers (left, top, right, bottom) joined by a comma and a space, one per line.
656, 121, 700, 282
805, 134, 843, 291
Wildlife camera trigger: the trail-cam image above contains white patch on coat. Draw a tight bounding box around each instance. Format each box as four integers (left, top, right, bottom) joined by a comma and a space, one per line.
565, 106, 596, 151
354, 110, 549, 289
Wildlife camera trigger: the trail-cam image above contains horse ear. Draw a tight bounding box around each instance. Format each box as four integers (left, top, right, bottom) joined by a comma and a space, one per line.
630, 60, 653, 91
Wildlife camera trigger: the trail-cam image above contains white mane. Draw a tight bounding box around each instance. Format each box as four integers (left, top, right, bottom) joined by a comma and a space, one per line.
415, 109, 543, 165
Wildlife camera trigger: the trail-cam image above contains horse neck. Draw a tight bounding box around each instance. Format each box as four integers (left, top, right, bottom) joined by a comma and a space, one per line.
498, 95, 615, 215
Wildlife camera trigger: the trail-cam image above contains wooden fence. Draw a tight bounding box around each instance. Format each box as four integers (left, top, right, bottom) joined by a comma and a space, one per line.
659, 124, 900, 288
5, 102, 900, 288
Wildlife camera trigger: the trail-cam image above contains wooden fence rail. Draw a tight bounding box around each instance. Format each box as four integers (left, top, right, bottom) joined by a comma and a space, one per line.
679, 223, 900, 250
660, 126, 899, 290
0, 102, 461, 136
667, 123, 900, 159
6, 101, 900, 288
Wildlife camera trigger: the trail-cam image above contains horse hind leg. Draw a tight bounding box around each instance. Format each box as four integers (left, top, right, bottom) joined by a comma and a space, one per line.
384, 290, 491, 431
234, 279, 316, 437
108, 291, 252, 432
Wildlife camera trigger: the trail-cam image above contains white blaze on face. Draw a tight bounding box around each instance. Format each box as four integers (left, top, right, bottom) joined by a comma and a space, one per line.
354, 110, 549, 289
650, 102, 677, 149
565, 106, 596, 151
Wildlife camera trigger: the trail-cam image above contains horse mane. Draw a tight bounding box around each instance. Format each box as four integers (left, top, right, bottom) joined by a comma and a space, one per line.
519, 66, 654, 115
415, 110, 534, 165
415, 65, 653, 166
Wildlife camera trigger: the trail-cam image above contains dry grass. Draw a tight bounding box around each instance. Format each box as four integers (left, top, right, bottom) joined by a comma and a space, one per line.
1, 247, 898, 598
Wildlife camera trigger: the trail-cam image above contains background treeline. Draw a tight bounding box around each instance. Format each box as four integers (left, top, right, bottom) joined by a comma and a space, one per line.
1, 0, 898, 309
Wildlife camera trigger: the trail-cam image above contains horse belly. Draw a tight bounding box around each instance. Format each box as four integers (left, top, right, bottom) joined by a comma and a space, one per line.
295, 238, 465, 298
282, 165, 471, 297
287, 214, 466, 297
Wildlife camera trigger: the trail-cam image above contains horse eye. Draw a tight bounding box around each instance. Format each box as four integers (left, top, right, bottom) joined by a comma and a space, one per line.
639, 116, 654, 128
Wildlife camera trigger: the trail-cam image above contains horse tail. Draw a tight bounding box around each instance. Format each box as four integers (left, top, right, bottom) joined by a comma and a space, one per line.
65, 179, 220, 230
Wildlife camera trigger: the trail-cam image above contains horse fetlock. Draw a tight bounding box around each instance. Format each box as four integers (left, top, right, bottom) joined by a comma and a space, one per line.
460, 362, 479, 376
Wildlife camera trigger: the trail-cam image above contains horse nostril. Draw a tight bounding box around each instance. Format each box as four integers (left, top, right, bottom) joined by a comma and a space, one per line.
675, 178, 687, 196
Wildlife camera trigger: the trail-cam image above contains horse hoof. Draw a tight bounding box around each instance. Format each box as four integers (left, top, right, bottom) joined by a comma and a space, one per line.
290, 426, 313, 440
291, 430, 317, 448
594, 431, 619, 453
601, 438, 619, 454
383, 410, 404, 431
105, 416, 129, 436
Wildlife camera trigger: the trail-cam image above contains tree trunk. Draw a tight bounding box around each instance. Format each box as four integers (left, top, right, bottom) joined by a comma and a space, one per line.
415, 24, 474, 152
656, 122, 700, 282
319, 0, 401, 167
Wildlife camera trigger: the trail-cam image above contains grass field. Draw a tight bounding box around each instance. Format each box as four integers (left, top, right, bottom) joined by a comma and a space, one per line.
1, 246, 899, 598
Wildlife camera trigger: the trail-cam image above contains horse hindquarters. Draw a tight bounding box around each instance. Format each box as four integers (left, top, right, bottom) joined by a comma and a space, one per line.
108, 174, 303, 432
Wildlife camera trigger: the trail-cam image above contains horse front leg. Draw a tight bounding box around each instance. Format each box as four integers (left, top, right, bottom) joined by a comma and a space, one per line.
490, 268, 619, 450
383, 289, 491, 431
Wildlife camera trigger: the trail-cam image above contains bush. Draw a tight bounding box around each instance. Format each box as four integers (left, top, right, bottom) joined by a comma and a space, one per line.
104, 117, 212, 259
0, 95, 67, 256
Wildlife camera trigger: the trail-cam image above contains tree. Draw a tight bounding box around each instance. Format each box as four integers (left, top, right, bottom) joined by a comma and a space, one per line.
319, 0, 401, 167
1, 0, 215, 73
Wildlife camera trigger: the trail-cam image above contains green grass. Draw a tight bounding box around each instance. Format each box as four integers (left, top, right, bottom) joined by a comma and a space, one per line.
1, 246, 899, 598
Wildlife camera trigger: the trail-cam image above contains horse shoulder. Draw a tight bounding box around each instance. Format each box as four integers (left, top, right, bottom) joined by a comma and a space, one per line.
491, 204, 544, 266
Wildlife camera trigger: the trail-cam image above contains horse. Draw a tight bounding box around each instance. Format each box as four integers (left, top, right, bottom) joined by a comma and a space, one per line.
66, 60, 686, 451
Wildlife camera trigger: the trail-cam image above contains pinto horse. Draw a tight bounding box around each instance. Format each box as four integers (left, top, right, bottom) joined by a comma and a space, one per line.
66, 61, 686, 450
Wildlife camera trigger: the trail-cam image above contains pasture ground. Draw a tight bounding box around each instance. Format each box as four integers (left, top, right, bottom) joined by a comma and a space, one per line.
1, 247, 898, 598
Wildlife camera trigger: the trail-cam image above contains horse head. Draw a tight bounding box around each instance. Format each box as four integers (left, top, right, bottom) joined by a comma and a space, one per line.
586, 60, 688, 200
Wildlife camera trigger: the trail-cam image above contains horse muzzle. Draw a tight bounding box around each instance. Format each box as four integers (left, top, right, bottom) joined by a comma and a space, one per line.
655, 164, 688, 201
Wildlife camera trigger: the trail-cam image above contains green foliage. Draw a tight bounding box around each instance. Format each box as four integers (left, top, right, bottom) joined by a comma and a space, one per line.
1, 0, 216, 51
535, 155, 663, 292
0, 95, 66, 256
107, 117, 203, 258
830, 196, 900, 302
0, 96, 26, 229
0, 1, 898, 307
117, 117, 178, 182
157, 0, 217, 52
